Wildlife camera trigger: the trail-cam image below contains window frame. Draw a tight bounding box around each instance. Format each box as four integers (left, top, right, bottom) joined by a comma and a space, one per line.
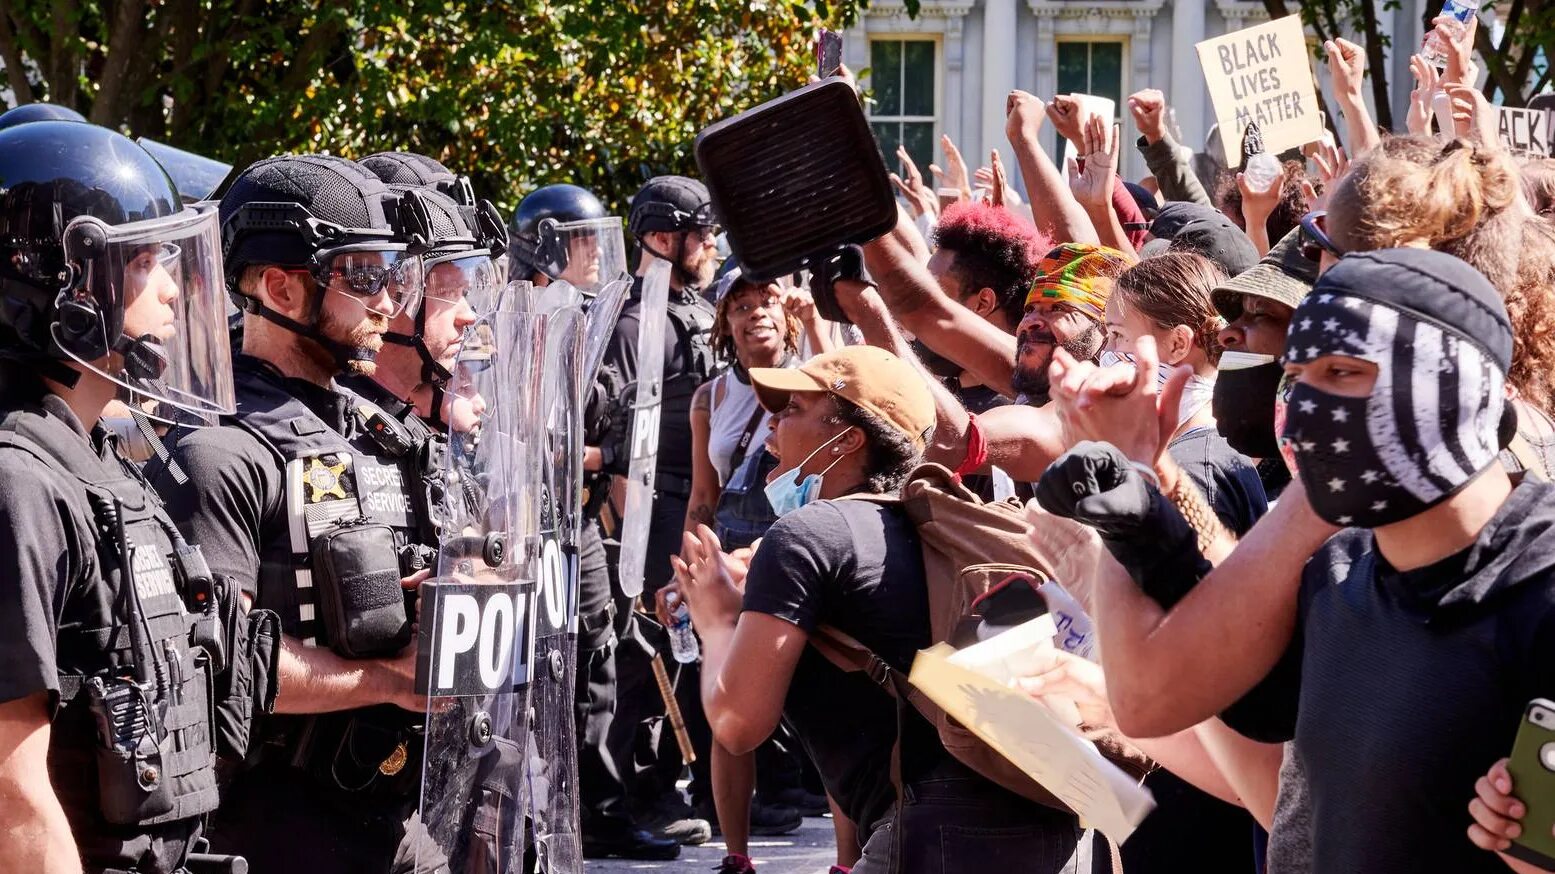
866, 35, 943, 174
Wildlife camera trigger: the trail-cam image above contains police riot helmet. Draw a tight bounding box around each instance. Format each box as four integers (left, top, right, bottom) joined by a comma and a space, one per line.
0, 102, 87, 131
511, 183, 628, 298
219, 154, 435, 368
0, 120, 235, 421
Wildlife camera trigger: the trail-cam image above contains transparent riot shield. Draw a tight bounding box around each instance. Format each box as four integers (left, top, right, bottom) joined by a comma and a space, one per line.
526, 304, 587, 874
616, 257, 672, 598
415, 310, 548, 874
582, 276, 631, 386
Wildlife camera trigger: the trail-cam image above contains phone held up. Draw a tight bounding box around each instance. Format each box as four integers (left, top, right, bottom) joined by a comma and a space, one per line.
817, 29, 843, 79
1508, 699, 1555, 871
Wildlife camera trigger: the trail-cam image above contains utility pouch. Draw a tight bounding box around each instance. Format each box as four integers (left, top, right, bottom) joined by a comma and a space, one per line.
85, 675, 175, 824
213, 585, 281, 768
311, 519, 411, 658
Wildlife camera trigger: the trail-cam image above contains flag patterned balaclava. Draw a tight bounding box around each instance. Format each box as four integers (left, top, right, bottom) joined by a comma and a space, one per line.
1278, 249, 1513, 528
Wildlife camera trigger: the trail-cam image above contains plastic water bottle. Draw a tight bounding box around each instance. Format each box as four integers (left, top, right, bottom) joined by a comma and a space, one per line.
1422, 0, 1480, 67
665, 591, 700, 664
1241, 122, 1281, 194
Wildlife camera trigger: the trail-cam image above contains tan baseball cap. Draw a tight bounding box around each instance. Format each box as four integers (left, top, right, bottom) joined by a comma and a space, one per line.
750, 346, 936, 448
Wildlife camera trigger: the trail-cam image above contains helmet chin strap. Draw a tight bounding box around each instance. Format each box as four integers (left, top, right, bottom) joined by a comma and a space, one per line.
234, 289, 377, 370
640, 233, 702, 293
113, 333, 170, 382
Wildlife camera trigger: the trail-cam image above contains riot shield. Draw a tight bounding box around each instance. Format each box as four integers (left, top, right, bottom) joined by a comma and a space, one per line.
526, 304, 587, 874
582, 276, 631, 386
136, 137, 233, 203
415, 310, 548, 874
616, 257, 672, 598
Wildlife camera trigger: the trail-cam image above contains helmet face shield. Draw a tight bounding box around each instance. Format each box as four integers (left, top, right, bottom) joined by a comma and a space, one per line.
421, 251, 497, 372
537, 216, 627, 295
58, 204, 235, 422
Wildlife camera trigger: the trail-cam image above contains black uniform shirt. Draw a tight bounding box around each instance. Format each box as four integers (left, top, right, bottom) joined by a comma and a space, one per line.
0, 390, 101, 705
603, 277, 719, 482
1225, 478, 1555, 873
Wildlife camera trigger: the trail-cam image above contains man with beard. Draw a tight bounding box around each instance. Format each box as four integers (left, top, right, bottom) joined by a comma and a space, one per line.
151, 155, 447, 873
601, 176, 724, 846
860, 207, 1131, 486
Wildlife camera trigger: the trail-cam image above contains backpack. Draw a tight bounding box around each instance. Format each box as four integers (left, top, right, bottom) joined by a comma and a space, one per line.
808, 462, 1153, 813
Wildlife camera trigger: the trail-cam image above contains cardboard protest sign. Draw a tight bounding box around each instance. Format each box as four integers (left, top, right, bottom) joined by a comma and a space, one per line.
1495, 106, 1551, 156
1196, 15, 1323, 159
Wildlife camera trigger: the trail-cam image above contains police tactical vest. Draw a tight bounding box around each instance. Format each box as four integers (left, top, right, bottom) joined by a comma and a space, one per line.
664, 291, 719, 404
226, 362, 439, 648
0, 403, 220, 849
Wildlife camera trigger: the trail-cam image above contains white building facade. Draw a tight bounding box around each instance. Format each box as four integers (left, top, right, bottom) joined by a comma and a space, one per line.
846, 0, 1438, 186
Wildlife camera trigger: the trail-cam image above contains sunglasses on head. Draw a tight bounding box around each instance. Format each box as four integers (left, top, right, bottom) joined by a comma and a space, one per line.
1300, 210, 1344, 263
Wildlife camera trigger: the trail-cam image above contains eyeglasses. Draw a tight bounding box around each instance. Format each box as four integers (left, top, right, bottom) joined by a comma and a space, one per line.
1300, 210, 1344, 262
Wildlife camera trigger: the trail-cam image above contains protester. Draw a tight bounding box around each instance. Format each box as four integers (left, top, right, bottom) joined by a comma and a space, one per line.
1043, 249, 1542, 874
673, 338, 1108, 873
682, 269, 816, 873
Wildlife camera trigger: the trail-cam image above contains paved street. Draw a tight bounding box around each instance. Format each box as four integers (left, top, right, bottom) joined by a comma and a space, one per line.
585, 815, 837, 874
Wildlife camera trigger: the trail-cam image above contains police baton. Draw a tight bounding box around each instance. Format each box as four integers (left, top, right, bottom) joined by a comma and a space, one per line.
651, 653, 697, 766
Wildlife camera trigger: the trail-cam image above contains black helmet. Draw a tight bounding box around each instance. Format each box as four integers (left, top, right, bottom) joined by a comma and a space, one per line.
0, 102, 87, 131
627, 175, 717, 237
361, 151, 508, 260
509, 183, 607, 279
219, 154, 435, 368
0, 120, 234, 418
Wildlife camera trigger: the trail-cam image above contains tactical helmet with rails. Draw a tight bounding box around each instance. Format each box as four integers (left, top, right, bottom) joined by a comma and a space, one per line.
218, 154, 437, 369
0, 120, 234, 419
360, 151, 507, 261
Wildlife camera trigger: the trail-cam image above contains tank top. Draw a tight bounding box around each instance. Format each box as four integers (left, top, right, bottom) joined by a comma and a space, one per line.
708, 369, 773, 485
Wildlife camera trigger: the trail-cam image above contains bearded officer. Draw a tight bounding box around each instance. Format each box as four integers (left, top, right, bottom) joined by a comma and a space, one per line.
150, 154, 448, 874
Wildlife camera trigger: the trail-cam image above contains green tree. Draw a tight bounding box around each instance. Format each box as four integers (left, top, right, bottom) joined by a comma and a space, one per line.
0, 0, 911, 214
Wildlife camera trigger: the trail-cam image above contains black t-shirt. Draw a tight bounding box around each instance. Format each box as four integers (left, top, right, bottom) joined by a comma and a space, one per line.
603, 279, 719, 481
1169, 426, 1269, 537
741, 498, 944, 831
1225, 479, 1555, 873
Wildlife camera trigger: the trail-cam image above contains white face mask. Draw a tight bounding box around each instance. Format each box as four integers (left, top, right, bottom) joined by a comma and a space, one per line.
762, 428, 854, 517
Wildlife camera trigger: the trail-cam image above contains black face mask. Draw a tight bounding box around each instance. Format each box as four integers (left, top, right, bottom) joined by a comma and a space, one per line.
1212, 357, 1283, 458
911, 337, 964, 381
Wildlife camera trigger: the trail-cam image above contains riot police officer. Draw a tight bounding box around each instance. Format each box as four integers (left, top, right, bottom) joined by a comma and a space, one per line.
602, 175, 724, 845
150, 154, 447, 874
0, 120, 267, 874
510, 184, 678, 861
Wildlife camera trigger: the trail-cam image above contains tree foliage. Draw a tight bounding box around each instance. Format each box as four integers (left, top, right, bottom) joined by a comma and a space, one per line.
0, 0, 915, 214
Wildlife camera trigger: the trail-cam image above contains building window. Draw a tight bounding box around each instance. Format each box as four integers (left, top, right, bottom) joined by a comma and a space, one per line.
868, 38, 938, 176
1054, 39, 1126, 157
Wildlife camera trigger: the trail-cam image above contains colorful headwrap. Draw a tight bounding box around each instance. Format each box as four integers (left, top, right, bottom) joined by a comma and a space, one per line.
1025, 243, 1133, 320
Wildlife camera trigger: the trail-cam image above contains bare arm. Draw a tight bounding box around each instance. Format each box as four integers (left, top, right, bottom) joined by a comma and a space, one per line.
1007, 91, 1100, 245
1325, 38, 1383, 157
977, 403, 1069, 483
862, 207, 1019, 398
701, 611, 808, 754
273, 636, 421, 714
685, 382, 721, 535
1195, 719, 1285, 828
1095, 480, 1333, 738
0, 694, 83, 874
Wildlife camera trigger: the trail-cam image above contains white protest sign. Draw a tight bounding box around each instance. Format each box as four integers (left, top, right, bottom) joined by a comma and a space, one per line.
1196, 15, 1323, 159
1495, 105, 1552, 156
1061, 94, 1117, 171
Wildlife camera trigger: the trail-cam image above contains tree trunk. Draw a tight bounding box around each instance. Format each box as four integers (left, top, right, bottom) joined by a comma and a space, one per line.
1357, 0, 1393, 130
0, 13, 36, 104
90, 0, 148, 125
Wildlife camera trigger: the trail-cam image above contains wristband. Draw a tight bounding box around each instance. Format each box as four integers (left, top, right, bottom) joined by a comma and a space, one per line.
954, 414, 988, 480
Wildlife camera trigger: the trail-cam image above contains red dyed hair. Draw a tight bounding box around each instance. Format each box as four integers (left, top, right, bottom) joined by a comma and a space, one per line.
932, 202, 1052, 324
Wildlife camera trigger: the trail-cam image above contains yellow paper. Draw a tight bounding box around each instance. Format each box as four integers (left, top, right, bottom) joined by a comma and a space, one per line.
1195, 15, 1322, 158
908, 643, 1156, 844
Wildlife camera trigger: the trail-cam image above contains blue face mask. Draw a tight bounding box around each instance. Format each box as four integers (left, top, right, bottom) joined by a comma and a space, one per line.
763, 428, 854, 518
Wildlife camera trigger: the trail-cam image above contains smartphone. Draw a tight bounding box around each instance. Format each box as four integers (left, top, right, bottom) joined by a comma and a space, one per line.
1507, 699, 1555, 871
817, 29, 843, 79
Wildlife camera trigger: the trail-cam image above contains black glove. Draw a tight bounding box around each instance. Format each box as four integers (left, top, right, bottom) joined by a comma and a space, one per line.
1036, 441, 1210, 609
